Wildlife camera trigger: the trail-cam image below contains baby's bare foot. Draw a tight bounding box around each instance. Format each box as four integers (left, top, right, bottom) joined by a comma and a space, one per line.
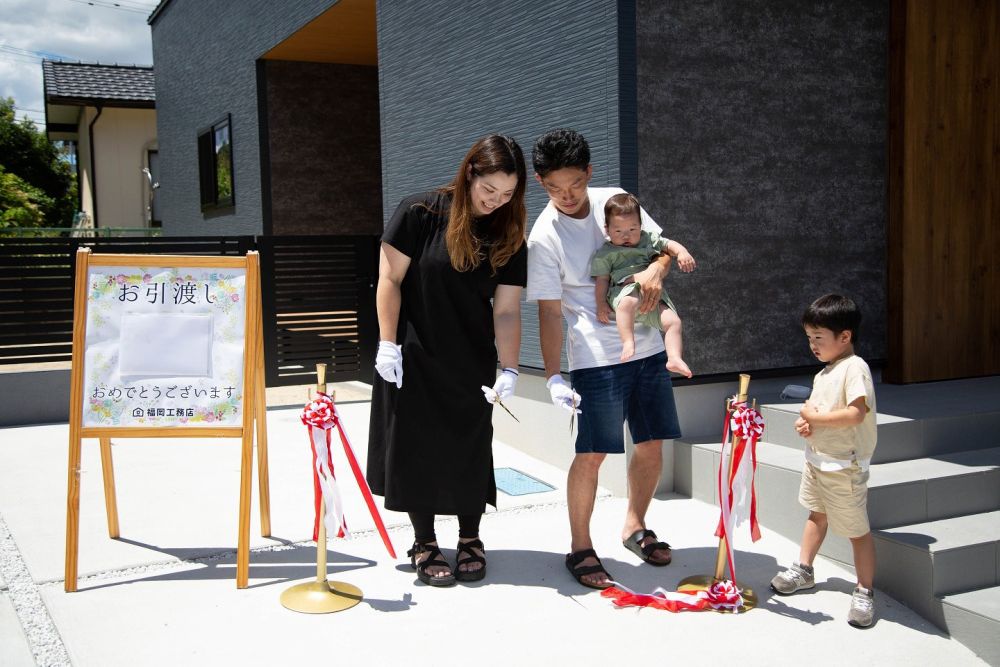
620, 339, 635, 362
666, 358, 692, 378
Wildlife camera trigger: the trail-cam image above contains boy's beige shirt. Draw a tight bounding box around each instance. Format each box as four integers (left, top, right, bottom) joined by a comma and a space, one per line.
806, 354, 877, 465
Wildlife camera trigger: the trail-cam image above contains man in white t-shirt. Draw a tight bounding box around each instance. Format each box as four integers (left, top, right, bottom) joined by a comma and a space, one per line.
527, 129, 682, 589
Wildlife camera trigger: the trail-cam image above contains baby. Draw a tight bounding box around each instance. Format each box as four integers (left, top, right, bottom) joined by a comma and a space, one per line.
590, 192, 695, 377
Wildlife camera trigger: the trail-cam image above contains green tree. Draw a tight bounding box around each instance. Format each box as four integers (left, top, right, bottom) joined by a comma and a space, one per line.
0, 97, 75, 227
0, 165, 52, 228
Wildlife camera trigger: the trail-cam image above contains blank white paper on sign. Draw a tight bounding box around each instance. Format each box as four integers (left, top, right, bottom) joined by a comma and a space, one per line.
119, 312, 214, 378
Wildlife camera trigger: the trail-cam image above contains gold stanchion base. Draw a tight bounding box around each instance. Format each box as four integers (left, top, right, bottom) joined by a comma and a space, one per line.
280, 580, 363, 614
676, 574, 758, 612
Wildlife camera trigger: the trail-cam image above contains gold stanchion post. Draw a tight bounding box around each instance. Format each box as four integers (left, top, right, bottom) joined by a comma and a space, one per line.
676, 373, 759, 611
280, 363, 363, 613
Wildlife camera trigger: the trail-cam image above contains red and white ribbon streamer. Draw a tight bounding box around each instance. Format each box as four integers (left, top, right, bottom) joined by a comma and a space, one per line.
602, 580, 743, 612
715, 399, 765, 586
302, 395, 348, 539
331, 404, 397, 559
300, 393, 397, 559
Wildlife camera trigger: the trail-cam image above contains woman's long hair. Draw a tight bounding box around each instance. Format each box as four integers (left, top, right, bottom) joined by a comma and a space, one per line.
440, 134, 527, 274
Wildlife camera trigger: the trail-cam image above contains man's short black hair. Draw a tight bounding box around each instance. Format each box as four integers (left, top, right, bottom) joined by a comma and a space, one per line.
532, 129, 591, 176
802, 294, 862, 344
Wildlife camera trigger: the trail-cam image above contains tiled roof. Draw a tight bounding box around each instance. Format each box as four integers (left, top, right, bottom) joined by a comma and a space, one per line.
42, 60, 155, 106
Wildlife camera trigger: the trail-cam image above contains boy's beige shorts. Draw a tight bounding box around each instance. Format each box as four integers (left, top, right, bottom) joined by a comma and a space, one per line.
798, 460, 870, 538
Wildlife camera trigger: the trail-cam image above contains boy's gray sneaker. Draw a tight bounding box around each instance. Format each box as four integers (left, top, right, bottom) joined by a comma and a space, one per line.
848, 586, 875, 628
770, 562, 815, 595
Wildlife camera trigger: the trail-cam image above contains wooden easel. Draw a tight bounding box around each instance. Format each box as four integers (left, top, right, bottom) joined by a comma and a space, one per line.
64, 248, 270, 591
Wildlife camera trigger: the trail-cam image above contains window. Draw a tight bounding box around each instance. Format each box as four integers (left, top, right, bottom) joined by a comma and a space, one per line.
198, 114, 234, 211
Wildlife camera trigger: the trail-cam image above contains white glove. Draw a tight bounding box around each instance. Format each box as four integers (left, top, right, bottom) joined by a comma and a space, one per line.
547, 375, 581, 414
481, 368, 518, 404
374, 341, 403, 388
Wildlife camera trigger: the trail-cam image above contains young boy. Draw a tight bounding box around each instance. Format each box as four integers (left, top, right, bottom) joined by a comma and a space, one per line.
771, 294, 878, 628
590, 192, 695, 377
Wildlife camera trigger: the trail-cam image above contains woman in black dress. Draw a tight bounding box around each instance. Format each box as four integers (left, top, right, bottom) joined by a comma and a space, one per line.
367, 134, 527, 586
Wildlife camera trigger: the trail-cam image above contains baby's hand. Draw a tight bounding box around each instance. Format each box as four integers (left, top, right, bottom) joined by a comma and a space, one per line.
596, 301, 613, 324
677, 251, 696, 273
794, 416, 812, 438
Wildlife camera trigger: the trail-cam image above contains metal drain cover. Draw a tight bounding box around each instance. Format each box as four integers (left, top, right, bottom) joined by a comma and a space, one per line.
494, 467, 555, 496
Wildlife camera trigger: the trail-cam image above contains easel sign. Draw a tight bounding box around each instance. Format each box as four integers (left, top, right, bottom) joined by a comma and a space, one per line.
65, 248, 271, 592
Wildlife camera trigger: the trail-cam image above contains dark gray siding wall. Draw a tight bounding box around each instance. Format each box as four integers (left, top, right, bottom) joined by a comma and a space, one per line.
265, 61, 382, 235
377, 0, 621, 369
635, 1, 888, 374
150, 0, 338, 235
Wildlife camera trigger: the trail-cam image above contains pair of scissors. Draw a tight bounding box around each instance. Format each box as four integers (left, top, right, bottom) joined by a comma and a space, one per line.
481, 385, 520, 422
495, 395, 520, 423
569, 388, 576, 435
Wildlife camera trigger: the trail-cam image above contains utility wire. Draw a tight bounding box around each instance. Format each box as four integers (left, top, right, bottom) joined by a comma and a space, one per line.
64, 0, 158, 14
0, 44, 71, 60
0, 47, 75, 67
0, 53, 43, 65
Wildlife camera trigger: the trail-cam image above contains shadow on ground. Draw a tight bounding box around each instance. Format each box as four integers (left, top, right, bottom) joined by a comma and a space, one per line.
67, 533, 953, 639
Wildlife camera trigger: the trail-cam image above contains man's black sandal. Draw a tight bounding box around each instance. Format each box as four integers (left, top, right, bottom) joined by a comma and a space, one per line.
565, 548, 614, 589
623, 529, 672, 566
454, 538, 487, 582
408, 541, 456, 587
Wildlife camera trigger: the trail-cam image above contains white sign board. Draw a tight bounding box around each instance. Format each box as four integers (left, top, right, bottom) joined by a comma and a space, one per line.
81, 265, 247, 427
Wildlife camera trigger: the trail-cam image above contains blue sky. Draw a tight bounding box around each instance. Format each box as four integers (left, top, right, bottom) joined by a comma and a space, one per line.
0, 0, 155, 129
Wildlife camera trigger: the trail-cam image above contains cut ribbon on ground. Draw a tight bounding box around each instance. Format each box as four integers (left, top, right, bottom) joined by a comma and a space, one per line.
602, 580, 744, 612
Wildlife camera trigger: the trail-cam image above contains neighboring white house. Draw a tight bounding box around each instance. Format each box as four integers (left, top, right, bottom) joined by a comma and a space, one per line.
42, 61, 158, 231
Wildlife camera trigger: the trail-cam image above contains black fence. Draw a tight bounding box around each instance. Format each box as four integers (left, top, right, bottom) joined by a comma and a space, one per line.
0, 235, 378, 387
258, 236, 378, 386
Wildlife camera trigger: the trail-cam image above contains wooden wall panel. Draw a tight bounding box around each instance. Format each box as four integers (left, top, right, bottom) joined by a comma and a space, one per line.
886, 0, 999, 383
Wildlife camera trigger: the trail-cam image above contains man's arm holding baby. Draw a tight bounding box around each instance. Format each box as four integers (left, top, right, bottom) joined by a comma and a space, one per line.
632, 253, 671, 314
632, 236, 697, 313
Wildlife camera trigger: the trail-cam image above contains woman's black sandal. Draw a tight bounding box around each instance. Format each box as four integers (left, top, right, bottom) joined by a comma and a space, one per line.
454, 538, 487, 582
565, 548, 614, 589
408, 541, 456, 587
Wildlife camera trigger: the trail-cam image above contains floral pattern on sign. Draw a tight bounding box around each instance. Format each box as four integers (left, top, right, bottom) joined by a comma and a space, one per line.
81, 266, 248, 428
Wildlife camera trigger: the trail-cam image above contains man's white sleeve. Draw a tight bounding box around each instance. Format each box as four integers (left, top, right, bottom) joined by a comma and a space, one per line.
526, 237, 563, 302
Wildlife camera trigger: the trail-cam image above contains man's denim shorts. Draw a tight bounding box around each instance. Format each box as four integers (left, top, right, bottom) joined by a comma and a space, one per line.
569, 351, 682, 454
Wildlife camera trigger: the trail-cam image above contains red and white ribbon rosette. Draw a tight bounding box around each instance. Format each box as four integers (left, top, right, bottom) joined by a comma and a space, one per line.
715, 399, 765, 586
602, 579, 744, 613
300, 393, 396, 558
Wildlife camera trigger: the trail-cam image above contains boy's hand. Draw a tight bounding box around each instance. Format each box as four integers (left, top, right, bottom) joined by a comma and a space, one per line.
798, 400, 819, 434
596, 301, 614, 324
676, 250, 697, 272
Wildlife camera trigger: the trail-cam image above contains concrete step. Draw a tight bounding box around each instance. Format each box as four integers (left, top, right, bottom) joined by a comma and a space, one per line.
874, 511, 1000, 626
674, 441, 1000, 566
760, 403, 1000, 463
940, 586, 1000, 666
868, 448, 1000, 528
760, 402, 1000, 464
